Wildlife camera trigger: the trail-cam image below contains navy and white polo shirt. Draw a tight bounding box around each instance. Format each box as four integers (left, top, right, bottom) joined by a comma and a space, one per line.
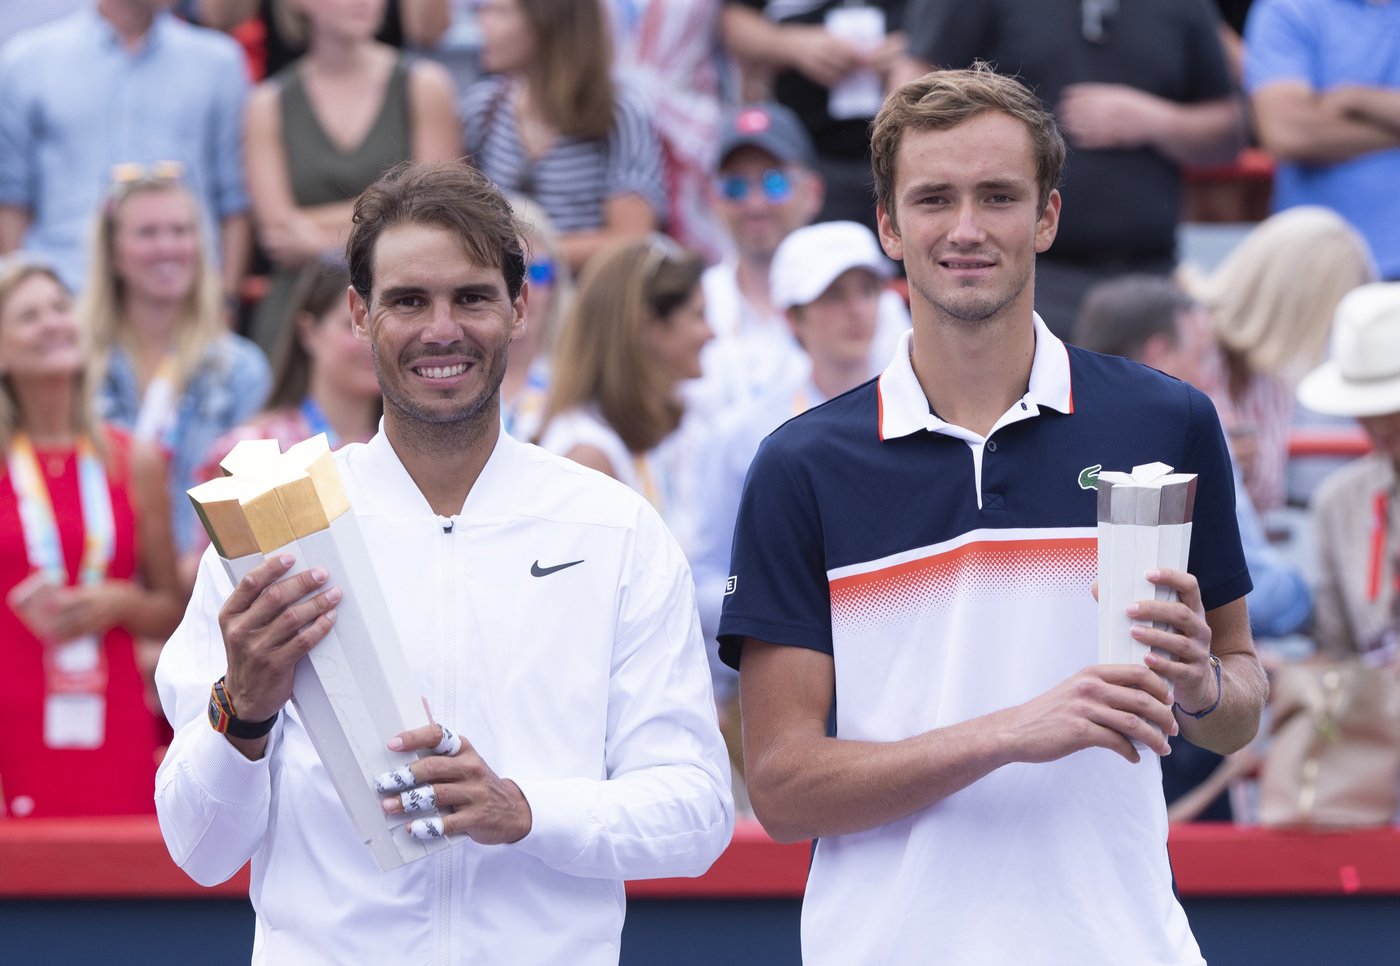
718, 315, 1249, 966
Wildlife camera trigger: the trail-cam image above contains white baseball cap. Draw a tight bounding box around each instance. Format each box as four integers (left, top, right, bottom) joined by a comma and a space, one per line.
770, 221, 893, 310
1297, 282, 1400, 418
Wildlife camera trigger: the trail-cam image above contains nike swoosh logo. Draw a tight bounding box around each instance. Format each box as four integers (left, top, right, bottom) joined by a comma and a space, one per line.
531, 559, 584, 577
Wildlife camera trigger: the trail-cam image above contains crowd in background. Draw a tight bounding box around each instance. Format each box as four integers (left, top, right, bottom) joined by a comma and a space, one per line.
1, 0, 1398, 828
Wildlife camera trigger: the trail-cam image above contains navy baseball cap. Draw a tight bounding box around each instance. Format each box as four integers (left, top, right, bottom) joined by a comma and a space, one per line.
717, 102, 816, 168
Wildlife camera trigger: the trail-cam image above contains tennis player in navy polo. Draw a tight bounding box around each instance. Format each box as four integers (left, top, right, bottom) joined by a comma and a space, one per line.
718, 66, 1268, 965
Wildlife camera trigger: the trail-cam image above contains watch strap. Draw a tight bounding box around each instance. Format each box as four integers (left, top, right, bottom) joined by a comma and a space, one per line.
208, 675, 279, 739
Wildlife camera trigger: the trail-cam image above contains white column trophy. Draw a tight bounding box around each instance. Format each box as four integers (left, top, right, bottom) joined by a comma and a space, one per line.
1096, 461, 1198, 673
188, 435, 451, 871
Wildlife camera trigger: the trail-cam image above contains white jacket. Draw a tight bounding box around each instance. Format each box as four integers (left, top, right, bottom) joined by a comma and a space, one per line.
155, 430, 734, 965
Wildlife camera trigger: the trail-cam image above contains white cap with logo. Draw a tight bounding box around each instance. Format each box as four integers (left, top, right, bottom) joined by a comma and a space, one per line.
770, 221, 894, 311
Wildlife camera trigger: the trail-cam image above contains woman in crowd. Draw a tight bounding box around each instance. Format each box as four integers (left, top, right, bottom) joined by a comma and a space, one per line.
501, 197, 571, 441
1182, 206, 1376, 511
82, 166, 270, 575
244, 0, 458, 352
1298, 283, 1400, 661
198, 258, 380, 486
464, 0, 666, 273
537, 235, 711, 546
0, 258, 184, 818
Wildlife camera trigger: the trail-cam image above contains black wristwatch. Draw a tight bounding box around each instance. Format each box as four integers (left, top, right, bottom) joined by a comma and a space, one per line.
208, 675, 280, 739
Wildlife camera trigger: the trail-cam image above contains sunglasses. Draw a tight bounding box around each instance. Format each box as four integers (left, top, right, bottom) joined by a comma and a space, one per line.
527, 258, 556, 287
109, 160, 185, 185
717, 168, 793, 203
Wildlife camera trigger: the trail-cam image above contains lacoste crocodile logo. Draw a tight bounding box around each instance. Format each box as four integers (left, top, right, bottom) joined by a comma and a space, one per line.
1078, 464, 1102, 490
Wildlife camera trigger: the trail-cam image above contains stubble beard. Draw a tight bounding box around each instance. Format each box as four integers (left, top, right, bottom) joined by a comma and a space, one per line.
911, 260, 1033, 329
373, 342, 509, 449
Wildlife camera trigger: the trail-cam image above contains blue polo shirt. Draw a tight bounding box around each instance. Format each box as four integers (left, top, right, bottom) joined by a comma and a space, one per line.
1244, 0, 1400, 278
718, 316, 1249, 965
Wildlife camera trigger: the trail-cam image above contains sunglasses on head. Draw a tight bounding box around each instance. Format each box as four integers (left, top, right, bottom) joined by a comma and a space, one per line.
717, 168, 793, 203
109, 160, 185, 185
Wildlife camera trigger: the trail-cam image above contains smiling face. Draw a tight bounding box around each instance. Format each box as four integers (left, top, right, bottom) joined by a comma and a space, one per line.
112, 186, 201, 307
0, 271, 83, 385
349, 222, 525, 431
877, 111, 1059, 331
714, 147, 822, 263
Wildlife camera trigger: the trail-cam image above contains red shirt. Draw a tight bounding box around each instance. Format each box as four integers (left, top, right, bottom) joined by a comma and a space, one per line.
0, 427, 160, 818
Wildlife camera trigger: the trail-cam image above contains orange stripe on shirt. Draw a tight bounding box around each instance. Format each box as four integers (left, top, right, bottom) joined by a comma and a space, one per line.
830, 536, 1097, 602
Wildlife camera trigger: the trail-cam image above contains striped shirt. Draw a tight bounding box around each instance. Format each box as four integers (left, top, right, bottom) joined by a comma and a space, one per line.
461, 75, 666, 233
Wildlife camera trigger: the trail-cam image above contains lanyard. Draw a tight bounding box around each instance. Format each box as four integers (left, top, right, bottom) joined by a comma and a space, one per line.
1367, 489, 1399, 604
300, 397, 339, 449
7, 433, 115, 587
132, 352, 179, 448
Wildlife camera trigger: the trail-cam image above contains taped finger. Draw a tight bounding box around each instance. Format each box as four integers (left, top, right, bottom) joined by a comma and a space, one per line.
400, 785, 437, 815
374, 765, 418, 794
408, 816, 446, 841
433, 725, 462, 757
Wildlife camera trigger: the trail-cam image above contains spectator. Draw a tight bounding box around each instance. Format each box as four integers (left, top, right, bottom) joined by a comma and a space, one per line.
463, 0, 666, 273
1076, 274, 1316, 823
81, 168, 270, 576
692, 102, 909, 417
197, 0, 451, 77
690, 220, 890, 801
0, 0, 87, 40
501, 198, 571, 442
608, 0, 727, 261
0, 257, 184, 819
537, 235, 711, 550
902, 0, 1246, 337
720, 0, 909, 234
1073, 274, 1312, 641
0, 0, 251, 304
1298, 283, 1400, 660
197, 258, 380, 488
1182, 205, 1377, 511
1245, 0, 1400, 282
244, 0, 459, 354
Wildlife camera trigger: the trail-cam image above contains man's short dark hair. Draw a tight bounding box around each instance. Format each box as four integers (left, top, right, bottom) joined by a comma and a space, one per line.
347, 161, 527, 303
1073, 275, 1197, 361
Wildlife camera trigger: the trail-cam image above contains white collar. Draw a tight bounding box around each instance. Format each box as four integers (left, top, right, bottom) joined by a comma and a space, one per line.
876, 312, 1074, 442
346, 420, 523, 521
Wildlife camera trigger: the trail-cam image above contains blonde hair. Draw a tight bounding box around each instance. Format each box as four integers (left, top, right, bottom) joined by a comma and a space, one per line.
540, 235, 703, 453
1185, 206, 1377, 384
78, 178, 227, 397
0, 259, 104, 456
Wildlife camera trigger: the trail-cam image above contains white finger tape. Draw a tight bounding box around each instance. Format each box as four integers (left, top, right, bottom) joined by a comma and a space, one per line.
433, 725, 462, 757
400, 785, 437, 815
408, 817, 446, 841
373, 765, 417, 794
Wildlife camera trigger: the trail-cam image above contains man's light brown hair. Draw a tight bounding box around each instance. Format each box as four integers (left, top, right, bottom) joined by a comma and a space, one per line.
870, 62, 1066, 232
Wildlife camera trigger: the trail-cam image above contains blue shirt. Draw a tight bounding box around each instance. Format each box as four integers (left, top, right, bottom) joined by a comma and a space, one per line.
98, 334, 270, 555
0, 8, 250, 290
1244, 0, 1400, 278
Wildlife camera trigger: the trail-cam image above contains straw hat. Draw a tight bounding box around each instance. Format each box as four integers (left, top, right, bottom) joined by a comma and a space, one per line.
1297, 282, 1400, 418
